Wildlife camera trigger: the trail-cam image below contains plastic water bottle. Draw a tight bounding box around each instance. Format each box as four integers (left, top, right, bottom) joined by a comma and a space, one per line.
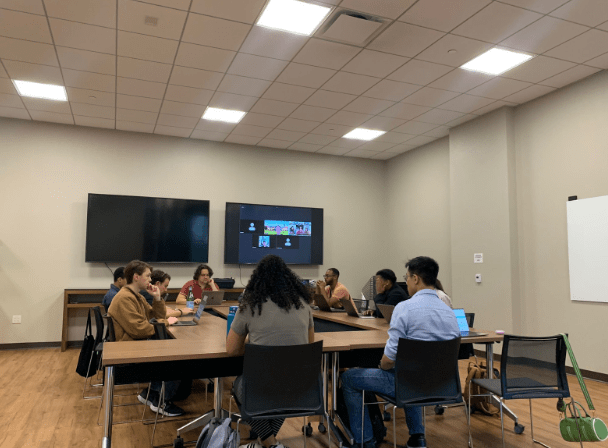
187, 286, 194, 309
226, 305, 238, 335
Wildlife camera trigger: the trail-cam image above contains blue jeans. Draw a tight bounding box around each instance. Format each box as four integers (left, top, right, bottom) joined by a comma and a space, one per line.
341, 368, 424, 443
151, 380, 180, 401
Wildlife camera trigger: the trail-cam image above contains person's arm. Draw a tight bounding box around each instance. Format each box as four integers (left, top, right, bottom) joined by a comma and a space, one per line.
210, 279, 219, 291
226, 329, 246, 356
176, 293, 187, 304
166, 307, 193, 318
328, 285, 349, 308
308, 326, 315, 343
380, 354, 395, 370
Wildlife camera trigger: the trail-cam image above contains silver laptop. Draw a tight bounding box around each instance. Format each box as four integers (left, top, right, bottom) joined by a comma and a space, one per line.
202, 290, 225, 305
172, 299, 206, 326
453, 308, 487, 337
376, 304, 395, 324
340, 297, 375, 318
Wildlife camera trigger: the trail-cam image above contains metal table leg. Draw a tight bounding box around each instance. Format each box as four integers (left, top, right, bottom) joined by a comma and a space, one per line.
176, 378, 222, 437
486, 342, 518, 424
102, 366, 114, 448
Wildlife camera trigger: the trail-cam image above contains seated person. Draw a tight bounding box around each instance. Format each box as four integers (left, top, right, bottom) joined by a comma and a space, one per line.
227, 255, 314, 448
176, 264, 219, 305
102, 266, 125, 312
341, 256, 460, 448
435, 279, 452, 308
368, 269, 408, 318
142, 269, 194, 318
315, 268, 350, 308
107, 260, 184, 417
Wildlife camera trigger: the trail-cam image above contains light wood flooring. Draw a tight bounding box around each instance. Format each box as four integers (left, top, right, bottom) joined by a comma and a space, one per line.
1, 347, 607, 448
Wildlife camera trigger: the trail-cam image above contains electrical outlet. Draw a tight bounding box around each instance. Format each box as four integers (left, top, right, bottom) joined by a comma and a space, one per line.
12, 315, 21, 324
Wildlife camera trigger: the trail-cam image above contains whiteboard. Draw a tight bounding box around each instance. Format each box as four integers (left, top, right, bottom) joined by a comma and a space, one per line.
567, 195, 608, 302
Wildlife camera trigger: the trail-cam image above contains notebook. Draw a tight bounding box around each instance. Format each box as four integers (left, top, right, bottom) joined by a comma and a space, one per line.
453, 308, 487, 337
172, 300, 206, 326
202, 290, 225, 305
376, 304, 395, 324
340, 297, 375, 318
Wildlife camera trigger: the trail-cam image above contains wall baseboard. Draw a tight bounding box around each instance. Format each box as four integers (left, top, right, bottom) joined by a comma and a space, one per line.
0, 341, 63, 350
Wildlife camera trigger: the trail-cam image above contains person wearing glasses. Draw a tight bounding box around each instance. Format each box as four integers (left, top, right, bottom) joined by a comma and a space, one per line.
315, 267, 350, 308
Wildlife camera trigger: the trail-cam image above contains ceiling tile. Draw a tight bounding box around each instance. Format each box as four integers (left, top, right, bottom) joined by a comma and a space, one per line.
240, 26, 308, 61
386, 142, 418, 153
499, 0, 569, 14
466, 77, 532, 99
293, 39, 361, 70
379, 102, 432, 120
327, 137, 365, 148
0, 93, 25, 108
289, 142, 322, 152
387, 59, 453, 85
265, 128, 306, 142
182, 13, 251, 51
371, 151, 398, 160
262, 83, 315, 103
164, 85, 214, 105
599, 21, 608, 32
339, 0, 417, 19
157, 113, 198, 128
544, 29, 608, 63
429, 68, 494, 92
585, 52, 608, 69
196, 119, 236, 133
71, 102, 115, 119
257, 138, 292, 149
28, 110, 74, 124
239, 112, 284, 128
358, 141, 396, 151
225, 134, 262, 146
343, 96, 395, 115
117, 31, 179, 64
311, 122, 355, 137
376, 131, 417, 143
174, 43, 236, 72
118, 0, 187, 40
317, 146, 351, 155
344, 148, 378, 158
190, 0, 266, 24
539, 64, 601, 88
231, 123, 272, 138
0, 36, 58, 66
116, 120, 155, 133
446, 113, 478, 126
501, 56, 576, 83
276, 63, 336, 89
45, 0, 116, 27
550, 0, 608, 27
160, 100, 206, 117
217, 75, 271, 97
436, 94, 494, 113
169, 66, 224, 90
392, 120, 438, 134
363, 79, 422, 101
22, 97, 71, 114
321, 72, 380, 95
2, 60, 63, 85
0, 66, 7, 78
399, 0, 491, 32
227, 53, 288, 81
0, 8, 52, 43
401, 87, 460, 107
368, 22, 445, 58
62, 69, 115, 92
304, 90, 357, 109
471, 100, 515, 115
56, 47, 115, 75
155, 124, 193, 137
116, 108, 158, 123
453, 2, 541, 43
416, 34, 493, 67
117, 94, 162, 112
499, 16, 589, 54
414, 108, 465, 125
326, 110, 374, 127
298, 133, 337, 145
0, 78, 18, 95
406, 135, 437, 146
136, 0, 190, 10
0, 105, 31, 119
209, 92, 259, 111
190, 129, 228, 141
67, 87, 115, 107
117, 57, 172, 83
278, 118, 322, 133
49, 18, 116, 54
250, 99, 299, 117
0, 0, 45, 15
341, 50, 409, 78
117, 77, 166, 99
290, 105, 335, 121
502, 84, 556, 103
361, 116, 407, 132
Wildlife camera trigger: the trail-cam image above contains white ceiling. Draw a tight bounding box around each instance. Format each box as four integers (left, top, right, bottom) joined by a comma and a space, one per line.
0, 0, 606, 160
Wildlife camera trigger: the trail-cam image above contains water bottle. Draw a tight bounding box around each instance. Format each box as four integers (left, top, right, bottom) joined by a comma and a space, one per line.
187, 286, 194, 309
226, 305, 238, 335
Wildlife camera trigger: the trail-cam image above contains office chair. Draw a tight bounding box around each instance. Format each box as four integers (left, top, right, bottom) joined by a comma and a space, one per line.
232, 341, 331, 448
82, 306, 105, 399
362, 337, 468, 448
467, 334, 576, 448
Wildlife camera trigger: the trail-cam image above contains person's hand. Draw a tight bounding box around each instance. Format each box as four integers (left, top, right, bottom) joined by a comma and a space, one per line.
147, 284, 160, 300
182, 307, 194, 315
316, 280, 326, 289
167, 317, 178, 325
364, 310, 374, 316
194, 298, 201, 305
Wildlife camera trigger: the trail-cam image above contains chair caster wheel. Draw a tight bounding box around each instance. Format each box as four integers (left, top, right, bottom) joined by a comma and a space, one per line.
514, 423, 525, 434
434, 405, 445, 415
173, 437, 184, 448
318, 423, 327, 433
303, 423, 313, 436
383, 411, 391, 422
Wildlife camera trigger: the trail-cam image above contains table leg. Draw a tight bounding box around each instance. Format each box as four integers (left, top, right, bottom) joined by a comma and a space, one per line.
214, 377, 223, 418
102, 366, 114, 448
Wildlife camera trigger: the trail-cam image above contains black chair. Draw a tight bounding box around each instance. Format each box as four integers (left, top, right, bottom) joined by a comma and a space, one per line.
362, 337, 467, 448
467, 334, 575, 448
83, 306, 106, 399
458, 313, 475, 360
233, 341, 331, 448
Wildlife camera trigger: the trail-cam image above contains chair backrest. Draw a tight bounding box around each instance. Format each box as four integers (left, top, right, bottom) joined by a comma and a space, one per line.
394, 337, 462, 407
500, 334, 570, 400
465, 313, 475, 328
91, 306, 105, 345
458, 313, 476, 360
105, 316, 116, 342
151, 320, 171, 340
240, 341, 324, 420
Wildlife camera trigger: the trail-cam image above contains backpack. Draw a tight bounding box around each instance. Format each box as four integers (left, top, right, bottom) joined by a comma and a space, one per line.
196, 417, 240, 448
463, 359, 500, 416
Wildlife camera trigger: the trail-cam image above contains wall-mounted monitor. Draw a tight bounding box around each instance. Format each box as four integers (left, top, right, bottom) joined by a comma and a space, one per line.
85, 193, 209, 263
224, 202, 323, 265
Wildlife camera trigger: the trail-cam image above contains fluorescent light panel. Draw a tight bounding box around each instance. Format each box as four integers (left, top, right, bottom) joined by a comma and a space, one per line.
343, 128, 386, 141
461, 48, 533, 76
202, 107, 246, 124
257, 0, 331, 36
13, 80, 67, 101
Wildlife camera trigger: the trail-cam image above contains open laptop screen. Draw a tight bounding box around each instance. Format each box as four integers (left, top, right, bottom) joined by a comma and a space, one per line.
453, 308, 469, 336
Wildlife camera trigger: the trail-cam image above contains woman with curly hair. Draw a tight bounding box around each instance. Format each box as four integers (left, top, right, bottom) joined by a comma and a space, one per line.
227, 254, 314, 448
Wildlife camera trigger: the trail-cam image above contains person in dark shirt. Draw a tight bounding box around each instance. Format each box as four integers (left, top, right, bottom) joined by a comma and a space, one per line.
102, 266, 126, 312
371, 269, 408, 318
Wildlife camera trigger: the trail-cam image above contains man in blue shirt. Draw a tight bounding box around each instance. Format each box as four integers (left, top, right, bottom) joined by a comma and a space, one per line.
102, 267, 125, 312
341, 256, 460, 448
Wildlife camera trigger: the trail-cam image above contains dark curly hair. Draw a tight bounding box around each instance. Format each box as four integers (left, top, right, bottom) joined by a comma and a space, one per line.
241, 255, 312, 316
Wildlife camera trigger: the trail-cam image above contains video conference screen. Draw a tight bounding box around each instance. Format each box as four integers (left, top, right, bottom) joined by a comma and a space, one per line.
224, 202, 323, 265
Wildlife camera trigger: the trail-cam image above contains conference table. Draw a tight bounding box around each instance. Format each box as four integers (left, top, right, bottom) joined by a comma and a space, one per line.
101, 303, 503, 448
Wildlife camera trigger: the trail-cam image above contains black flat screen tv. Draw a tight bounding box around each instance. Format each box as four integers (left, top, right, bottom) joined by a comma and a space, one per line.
224, 202, 323, 265
85, 193, 210, 263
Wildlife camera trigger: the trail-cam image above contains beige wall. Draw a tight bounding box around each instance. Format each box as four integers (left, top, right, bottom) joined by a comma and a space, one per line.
0, 118, 387, 344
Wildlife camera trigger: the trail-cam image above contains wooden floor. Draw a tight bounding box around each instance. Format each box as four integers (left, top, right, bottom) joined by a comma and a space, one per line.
1, 347, 607, 448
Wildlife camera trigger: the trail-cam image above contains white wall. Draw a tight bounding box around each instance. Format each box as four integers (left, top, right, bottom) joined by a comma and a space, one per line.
0, 118, 388, 344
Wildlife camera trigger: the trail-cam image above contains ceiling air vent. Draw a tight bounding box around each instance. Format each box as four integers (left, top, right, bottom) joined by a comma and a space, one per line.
317, 9, 387, 46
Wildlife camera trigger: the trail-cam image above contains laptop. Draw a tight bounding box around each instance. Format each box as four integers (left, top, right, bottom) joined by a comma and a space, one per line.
202, 290, 225, 305
453, 308, 487, 337
340, 297, 375, 318
172, 300, 207, 326
376, 304, 395, 324
313, 293, 345, 312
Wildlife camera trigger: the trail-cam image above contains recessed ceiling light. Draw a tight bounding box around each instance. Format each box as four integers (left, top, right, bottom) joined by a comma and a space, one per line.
13, 80, 67, 101
461, 48, 533, 76
257, 0, 331, 36
202, 107, 246, 124
343, 128, 386, 141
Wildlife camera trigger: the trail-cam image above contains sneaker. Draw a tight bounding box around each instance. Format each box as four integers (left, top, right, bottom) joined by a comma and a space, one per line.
239, 443, 263, 448
137, 388, 158, 406
150, 399, 185, 417
362, 439, 376, 448
406, 434, 427, 448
